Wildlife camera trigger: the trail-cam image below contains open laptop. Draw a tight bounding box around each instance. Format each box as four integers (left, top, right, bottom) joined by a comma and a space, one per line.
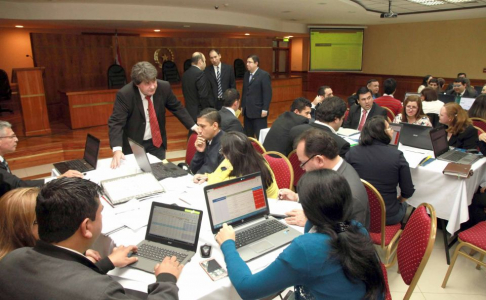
399, 123, 433, 150
389, 123, 403, 147
129, 202, 203, 273
53, 134, 100, 174
459, 97, 475, 111
429, 127, 482, 165
438, 94, 456, 104
203, 172, 302, 262
404, 92, 421, 101
128, 138, 188, 180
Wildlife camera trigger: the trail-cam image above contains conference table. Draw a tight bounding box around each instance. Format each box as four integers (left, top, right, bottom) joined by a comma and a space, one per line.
80, 155, 302, 300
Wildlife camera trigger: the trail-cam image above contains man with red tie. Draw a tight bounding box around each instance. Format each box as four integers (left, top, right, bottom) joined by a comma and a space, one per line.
108, 61, 196, 168
343, 87, 387, 131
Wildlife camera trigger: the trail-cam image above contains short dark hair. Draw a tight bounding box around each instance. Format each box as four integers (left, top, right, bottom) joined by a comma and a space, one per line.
208, 49, 220, 55
359, 116, 391, 146
367, 79, 378, 85
197, 108, 221, 126
315, 96, 346, 123
383, 78, 397, 95
457, 72, 467, 78
36, 178, 103, 243
290, 97, 311, 112
356, 87, 371, 98
317, 86, 331, 96
297, 129, 338, 160
421, 87, 438, 102
247, 54, 259, 65
428, 78, 438, 85
421, 75, 432, 86
222, 88, 240, 107
191, 52, 204, 64
453, 77, 467, 85
438, 78, 445, 88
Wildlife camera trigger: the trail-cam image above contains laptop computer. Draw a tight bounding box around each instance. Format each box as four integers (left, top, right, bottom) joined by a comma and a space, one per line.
438, 94, 456, 104
203, 172, 302, 262
53, 134, 100, 174
128, 138, 188, 180
404, 92, 421, 101
429, 127, 482, 165
389, 123, 402, 147
129, 202, 203, 273
399, 123, 433, 150
459, 97, 475, 111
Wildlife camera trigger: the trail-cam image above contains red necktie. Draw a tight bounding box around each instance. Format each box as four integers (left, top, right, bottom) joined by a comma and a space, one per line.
145, 96, 163, 148
357, 109, 367, 131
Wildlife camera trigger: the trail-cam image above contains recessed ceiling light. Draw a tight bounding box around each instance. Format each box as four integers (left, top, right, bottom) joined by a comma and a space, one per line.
281, 10, 291, 13
348, 11, 356, 13
245, 33, 250, 36
444, 0, 476, 2
288, 36, 294, 38
407, 0, 445, 5
15, 25, 24, 28
154, 29, 160, 32
183, 25, 191, 28
318, 2, 327, 4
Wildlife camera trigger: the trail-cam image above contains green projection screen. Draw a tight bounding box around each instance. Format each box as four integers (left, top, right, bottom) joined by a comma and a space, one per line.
309, 28, 364, 71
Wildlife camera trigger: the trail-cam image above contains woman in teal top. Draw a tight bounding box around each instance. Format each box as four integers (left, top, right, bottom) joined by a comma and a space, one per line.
216, 169, 385, 300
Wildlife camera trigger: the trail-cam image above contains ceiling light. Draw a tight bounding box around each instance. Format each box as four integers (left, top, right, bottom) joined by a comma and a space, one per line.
15, 25, 24, 28
245, 33, 250, 36
154, 29, 160, 32
281, 10, 291, 13
444, 0, 476, 2
288, 36, 294, 38
183, 25, 191, 28
407, 0, 445, 5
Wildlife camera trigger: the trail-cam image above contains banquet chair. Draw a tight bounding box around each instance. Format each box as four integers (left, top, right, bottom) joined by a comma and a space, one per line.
263, 151, 294, 190
288, 150, 305, 190
471, 117, 486, 133
386, 203, 437, 300
441, 221, 486, 288
185, 132, 198, 165
249, 137, 266, 154
381, 262, 392, 300
361, 179, 402, 264
473, 126, 485, 135
382, 106, 396, 123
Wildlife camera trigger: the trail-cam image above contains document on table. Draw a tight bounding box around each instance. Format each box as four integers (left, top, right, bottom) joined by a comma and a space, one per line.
337, 128, 360, 137
268, 198, 302, 216
399, 145, 434, 168
102, 173, 164, 205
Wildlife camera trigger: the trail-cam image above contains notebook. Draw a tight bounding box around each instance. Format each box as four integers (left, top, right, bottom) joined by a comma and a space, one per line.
429, 127, 482, 165
54, 134, 100, 174
203, 172, 302, 262
389, 123, 402, 147
400, 123, 433, 150
128, 138, 188, 180
128, 202, 203, 273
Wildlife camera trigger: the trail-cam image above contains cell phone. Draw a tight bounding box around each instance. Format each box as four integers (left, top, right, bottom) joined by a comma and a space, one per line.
200, 258, 227, 281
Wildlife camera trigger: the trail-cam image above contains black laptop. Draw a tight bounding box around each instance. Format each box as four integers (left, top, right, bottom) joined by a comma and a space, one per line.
399, 123, 433, 150
53, 134, 100, 174
438, 94, 456, 104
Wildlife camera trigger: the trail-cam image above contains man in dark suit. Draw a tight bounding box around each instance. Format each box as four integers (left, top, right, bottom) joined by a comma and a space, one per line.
310, 85, 333, 120
348, 79, 380, 107
0, 121, 83, 191
0, 177, 184, 299
219, 88, 244, 133
278, 129, 370, 229
109, 61, 196, 168
205, 49, 236, 110
290, 97, 350, 158
182, 52, 214, 122
446, 77, 478, 102
343, 87, 388, 130
263, 97, 311, 156
241, 54, 272, 139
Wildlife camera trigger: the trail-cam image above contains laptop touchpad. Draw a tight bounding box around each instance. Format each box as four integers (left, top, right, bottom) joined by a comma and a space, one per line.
250, 241, 274, 253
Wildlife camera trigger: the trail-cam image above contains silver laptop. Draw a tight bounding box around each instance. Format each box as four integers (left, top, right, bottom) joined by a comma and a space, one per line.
389, 123, 402, 147
129, 202, 203, 273
429, 127, 482, 165
203, 172, 302, 262
400, 123, 433, 150
53, 134, 100, 174
128, 138, 188, 180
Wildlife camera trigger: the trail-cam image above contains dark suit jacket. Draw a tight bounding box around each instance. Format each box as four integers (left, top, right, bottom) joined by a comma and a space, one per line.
204, 63, 236, 100
343, 103, 388, 130
241, 68, 272, 119
190, 130, 225, 174
345, 141, 415, 223
0, 240, 179, 300
289, 122, 350, 158
448, 124, 478, 149
446, 88, 478, 99
263, 112, 309, 156
182, 66, 214, 121
219, 107, 243, 133
108, 80, 195, 154
0, 163, 43, 191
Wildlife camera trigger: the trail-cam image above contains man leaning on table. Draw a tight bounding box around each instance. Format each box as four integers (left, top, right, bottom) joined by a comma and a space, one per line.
108, 61, 197, 168
0, 177, 184, 299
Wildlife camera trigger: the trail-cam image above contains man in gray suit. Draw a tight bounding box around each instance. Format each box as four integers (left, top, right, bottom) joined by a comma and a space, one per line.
278, 129, 370, 229
219, 88, 244, 133
0, 178, 184, 299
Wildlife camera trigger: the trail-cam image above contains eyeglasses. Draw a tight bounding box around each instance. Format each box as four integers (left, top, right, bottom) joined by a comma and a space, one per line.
300, 154, 318, 169
33, 220, 38, 226
218, 148, 223, 155
0, 135, 17, 139
405, 106, 418, 110
453, 84, 463, 88
385, 127, 394, 132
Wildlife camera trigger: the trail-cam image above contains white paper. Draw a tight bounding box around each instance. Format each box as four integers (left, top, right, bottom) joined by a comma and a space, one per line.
337, 127, 360, 137
459, 97, 475, 111
267, 198, 302, 216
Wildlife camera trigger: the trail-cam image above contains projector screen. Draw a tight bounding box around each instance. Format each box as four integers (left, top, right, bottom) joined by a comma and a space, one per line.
309, 28, 364, 72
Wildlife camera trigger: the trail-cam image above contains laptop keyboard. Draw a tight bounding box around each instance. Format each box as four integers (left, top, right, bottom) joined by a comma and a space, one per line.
441, 151, 468, 162
235, 219, 288, 249
133, 244, 187, 263
66, 160, 91, 172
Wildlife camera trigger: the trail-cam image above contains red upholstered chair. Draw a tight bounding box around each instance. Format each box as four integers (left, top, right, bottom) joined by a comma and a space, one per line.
471, 117, 486, 133
288, 150, 305, 190
249, 137, 266, 154
185, 133, 198, 165
474, 126, 485, 135
263, 151, 294, 191
386, 203, 437, 300
381, 262, 392, 300
442, 221, 486, 288
344, 109, 350, 122
382, 106, 396, 123
361, 179, 402, 264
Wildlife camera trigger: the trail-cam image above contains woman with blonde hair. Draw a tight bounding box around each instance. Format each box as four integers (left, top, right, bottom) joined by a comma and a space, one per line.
439, 102, 478, 149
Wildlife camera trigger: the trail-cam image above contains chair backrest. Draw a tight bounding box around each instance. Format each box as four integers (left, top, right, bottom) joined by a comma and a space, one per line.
234, 58, 246, 79
162, 60, 180, 83
249, 137, 266, 154
471, 117, 486, 133
382, 106, 396, 122
288, 150, 305, 190
185, 133, 198, 165
0, 69, 12, 100
474, 126, 485, 135
361, 179, 386, 247
426, 113, 440, 128
397, 203, 436, 298
107, 64, 127, 89
183, 59, 192, 72
263, 151, 294, 190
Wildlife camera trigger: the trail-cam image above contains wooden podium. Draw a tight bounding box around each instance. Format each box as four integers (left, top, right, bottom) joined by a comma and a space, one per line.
12, 67, 51, 136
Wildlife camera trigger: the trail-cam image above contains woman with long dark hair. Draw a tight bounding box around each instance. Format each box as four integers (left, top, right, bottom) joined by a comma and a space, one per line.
417, 74, 432, 93
468, 94, 486, 120
193, 131, 278, 198
216, 169, 385, 300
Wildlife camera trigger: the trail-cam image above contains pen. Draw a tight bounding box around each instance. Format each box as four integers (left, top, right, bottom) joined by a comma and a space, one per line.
101, 195, 114, 208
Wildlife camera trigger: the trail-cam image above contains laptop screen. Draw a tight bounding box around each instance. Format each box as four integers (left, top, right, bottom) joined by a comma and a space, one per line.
429, 127, 450, 157
128, 138, 153, 172
205, 172, 268, 230
83, 134, 100, 167
147, 204, 201, 247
